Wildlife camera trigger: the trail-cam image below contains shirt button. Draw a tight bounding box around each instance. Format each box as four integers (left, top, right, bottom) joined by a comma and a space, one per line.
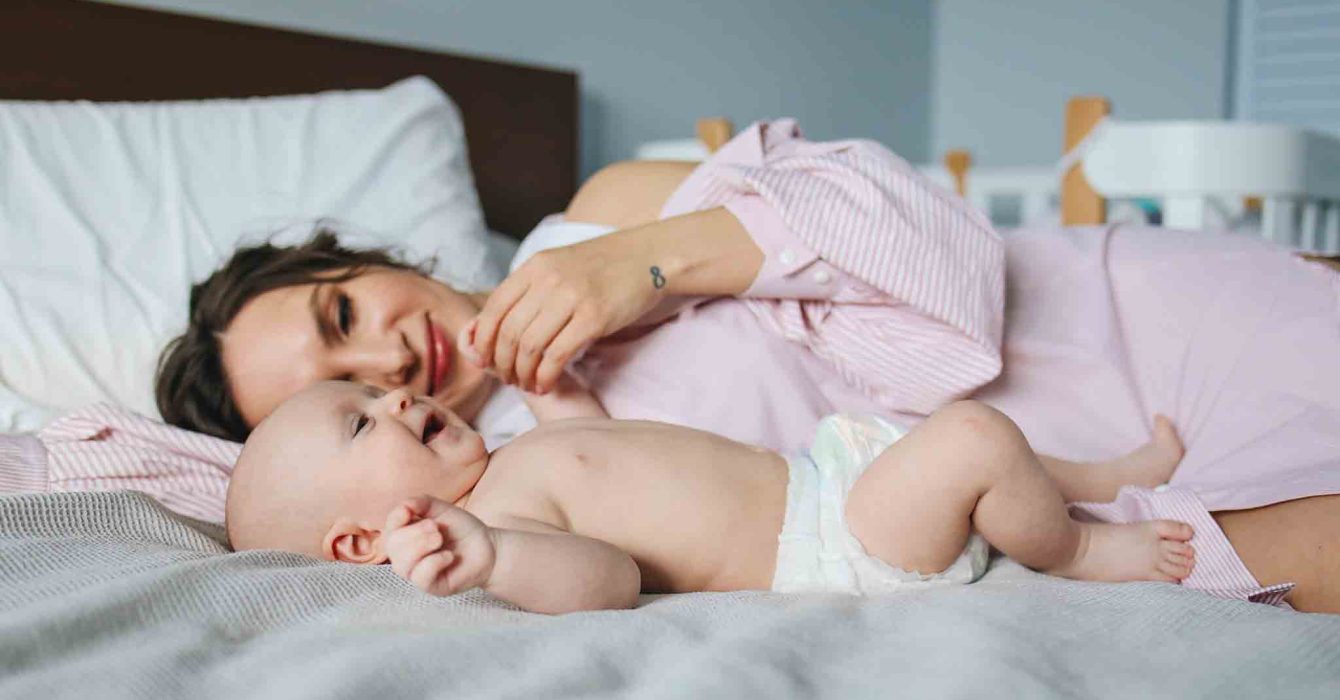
813, 270, 832, 284
1154, 484, 1170, 493
778, 249, 797, 266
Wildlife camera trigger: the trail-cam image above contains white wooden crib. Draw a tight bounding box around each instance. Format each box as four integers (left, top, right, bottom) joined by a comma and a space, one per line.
920, 97, 1340, 260
638, 103, 1340, 267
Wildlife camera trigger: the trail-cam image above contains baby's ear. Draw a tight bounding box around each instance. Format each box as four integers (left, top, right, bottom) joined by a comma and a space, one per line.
323, 516, 388, 565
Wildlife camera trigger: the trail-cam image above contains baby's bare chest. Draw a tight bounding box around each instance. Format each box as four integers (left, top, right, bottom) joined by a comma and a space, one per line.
475, 422, 789, 543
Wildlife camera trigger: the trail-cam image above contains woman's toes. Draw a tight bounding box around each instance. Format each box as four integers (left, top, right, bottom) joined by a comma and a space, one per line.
1153, 520, 1194, 541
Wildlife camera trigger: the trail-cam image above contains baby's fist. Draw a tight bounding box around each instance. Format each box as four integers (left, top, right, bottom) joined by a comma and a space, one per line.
383, 495, 496, 597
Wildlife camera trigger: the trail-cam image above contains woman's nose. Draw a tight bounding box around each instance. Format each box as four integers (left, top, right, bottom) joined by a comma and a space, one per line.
341, 336, 416, 386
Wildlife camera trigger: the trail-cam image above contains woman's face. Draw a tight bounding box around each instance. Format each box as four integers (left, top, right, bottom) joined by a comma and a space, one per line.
220, 267, 495, 430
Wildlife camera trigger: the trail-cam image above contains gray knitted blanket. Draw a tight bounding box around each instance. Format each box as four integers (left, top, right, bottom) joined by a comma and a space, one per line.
1, 491, 1337, 699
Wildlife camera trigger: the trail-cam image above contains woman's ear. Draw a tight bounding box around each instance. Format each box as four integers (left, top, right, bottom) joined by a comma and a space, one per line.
322, 516, 388, 564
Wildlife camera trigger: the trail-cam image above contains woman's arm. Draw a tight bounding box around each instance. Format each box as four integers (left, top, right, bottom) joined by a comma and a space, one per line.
475, 121, 1006, 412
654, 120, 1007, 415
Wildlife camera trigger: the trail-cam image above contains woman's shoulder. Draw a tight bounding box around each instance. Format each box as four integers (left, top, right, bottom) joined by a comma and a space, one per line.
564, 161, 697, 230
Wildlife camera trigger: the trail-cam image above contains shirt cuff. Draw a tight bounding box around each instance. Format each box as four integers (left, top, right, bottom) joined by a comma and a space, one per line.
1071, 485, 1295, 608
726, 195, 843, 300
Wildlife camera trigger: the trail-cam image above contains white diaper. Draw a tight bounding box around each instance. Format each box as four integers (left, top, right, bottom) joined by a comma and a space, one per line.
771, 413, 990, 594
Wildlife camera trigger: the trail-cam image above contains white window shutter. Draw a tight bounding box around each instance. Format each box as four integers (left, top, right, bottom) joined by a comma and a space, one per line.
1235, 0, 1340, 136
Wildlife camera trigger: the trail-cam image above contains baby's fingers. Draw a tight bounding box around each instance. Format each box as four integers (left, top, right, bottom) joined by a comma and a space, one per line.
386, 519, 445, 579
409, 550, 458, 595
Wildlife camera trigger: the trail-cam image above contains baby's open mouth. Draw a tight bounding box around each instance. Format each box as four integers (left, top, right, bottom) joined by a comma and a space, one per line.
422, 412, 446, 444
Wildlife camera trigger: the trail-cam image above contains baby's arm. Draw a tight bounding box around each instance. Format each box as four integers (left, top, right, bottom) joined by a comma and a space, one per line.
520, 370, 608, 422
382, 496, 639, 614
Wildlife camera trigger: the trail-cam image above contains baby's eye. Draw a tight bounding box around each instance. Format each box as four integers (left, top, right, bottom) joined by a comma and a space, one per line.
354, 414, 370, 437
337, 293, 354, 336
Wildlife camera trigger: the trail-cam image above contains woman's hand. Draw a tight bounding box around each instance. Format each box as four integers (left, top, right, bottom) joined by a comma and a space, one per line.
467, 208, 762, 394
468, 234, 665, 393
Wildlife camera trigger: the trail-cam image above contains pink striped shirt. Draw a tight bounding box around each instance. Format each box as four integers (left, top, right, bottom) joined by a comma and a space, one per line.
0, 403, 240, 523
571, 118, 1006, 452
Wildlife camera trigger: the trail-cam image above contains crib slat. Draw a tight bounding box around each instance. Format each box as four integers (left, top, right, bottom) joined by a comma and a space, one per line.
1300, 201, 1321, 252
1163, 197, 1208, 230
1262, 199, 1299, 247
1023, 193, 1049, 226
1324, 201, 1340, 255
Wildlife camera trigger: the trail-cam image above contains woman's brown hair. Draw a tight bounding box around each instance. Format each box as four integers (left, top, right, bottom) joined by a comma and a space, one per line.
154, 228, 434, 442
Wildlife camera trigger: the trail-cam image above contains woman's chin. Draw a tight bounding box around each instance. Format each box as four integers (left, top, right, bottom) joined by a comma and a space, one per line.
441, 371, 497, 424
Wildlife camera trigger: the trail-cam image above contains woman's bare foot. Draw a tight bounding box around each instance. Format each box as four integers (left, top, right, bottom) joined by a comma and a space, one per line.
1101, 415, 1185, 492
1049, 520, 1196, 583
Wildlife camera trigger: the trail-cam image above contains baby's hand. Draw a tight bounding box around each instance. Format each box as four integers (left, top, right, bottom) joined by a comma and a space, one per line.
383, 495, 496, 598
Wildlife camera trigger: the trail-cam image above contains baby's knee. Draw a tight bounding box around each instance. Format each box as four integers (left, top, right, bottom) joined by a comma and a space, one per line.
926, 400, 1029, 462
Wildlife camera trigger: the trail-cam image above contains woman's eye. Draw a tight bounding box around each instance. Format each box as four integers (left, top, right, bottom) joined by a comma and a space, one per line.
337, 294, 353, 336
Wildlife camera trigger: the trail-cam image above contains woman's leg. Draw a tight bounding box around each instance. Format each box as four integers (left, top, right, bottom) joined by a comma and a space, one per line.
1214, 495, 1340, 613
845, 401, 1195, 582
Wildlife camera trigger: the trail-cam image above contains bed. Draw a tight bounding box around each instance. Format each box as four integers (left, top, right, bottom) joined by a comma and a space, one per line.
2, 3, 1339, 699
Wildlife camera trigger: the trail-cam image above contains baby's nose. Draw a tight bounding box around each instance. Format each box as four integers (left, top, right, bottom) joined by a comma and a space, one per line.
381, 387, 414, 415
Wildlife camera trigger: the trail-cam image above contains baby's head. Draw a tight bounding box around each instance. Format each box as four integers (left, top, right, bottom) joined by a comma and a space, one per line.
225, 380, 488, 562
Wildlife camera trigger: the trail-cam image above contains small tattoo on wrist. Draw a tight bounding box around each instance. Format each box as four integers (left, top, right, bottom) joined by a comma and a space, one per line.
649, 266, 666, 289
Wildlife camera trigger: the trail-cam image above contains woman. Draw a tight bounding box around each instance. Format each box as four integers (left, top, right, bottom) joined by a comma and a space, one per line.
157, 120, 1340, 612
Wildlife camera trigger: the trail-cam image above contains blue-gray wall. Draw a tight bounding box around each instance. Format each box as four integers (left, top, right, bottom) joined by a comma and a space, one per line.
100, 0, 933, 177
931, 0, 1235, 166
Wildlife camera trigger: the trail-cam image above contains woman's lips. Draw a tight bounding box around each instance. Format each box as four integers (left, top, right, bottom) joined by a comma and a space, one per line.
427, 318, 451, 396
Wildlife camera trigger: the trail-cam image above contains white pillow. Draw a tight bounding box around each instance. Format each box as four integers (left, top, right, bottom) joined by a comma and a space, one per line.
0, 76, 500, 432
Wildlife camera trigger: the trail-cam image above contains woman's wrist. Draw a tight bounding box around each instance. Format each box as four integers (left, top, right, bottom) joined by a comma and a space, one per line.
616, 207, 764, 298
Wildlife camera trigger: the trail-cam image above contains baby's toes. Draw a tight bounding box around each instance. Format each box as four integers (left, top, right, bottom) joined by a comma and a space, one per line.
1158, 542, 1195, 580
1153, 520, 1194, 542
1152, 414, 1184, 452
1166, 541, 1194, 558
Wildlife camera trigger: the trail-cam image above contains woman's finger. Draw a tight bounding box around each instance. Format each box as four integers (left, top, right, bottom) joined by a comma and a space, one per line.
472, 276, 530, 368
492, 293, 547, 385
515, 304, 576, 392
533, 312, 602, 394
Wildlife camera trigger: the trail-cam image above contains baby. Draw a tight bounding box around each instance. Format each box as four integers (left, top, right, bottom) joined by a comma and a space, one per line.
226, 381, 1194, 614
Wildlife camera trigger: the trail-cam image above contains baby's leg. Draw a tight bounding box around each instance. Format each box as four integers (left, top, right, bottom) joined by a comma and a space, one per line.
1036, 415, 1185, 503
845, 401, 1196, 582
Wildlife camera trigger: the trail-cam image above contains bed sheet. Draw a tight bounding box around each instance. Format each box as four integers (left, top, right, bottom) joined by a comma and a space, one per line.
977, 223, 1340, 513
2, 490, 1337, 699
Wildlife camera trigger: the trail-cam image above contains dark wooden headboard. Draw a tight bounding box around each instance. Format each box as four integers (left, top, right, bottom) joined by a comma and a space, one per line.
0, 0, 578, 238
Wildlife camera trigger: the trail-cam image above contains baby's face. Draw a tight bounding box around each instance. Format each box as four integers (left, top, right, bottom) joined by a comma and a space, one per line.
229, 380, 488, 557
293, 381, 487, 503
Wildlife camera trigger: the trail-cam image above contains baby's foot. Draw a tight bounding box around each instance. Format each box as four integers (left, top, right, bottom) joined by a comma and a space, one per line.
1049, 520, 1196, 583
1105, 415, 1185, 490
